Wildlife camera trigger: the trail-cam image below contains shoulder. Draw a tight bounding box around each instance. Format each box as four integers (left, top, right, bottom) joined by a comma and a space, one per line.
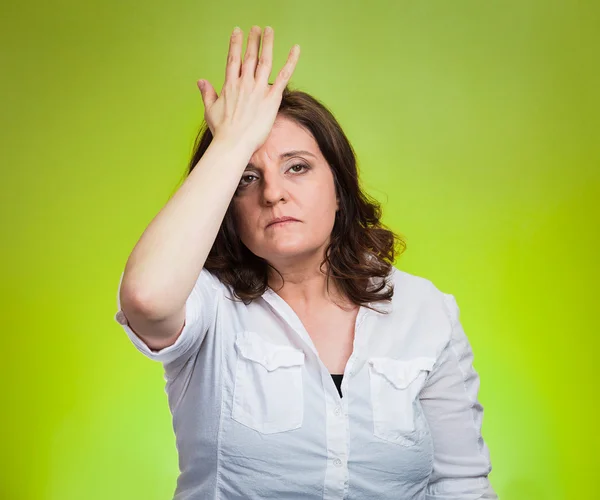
189, 267, 233, 303
194, 267, 253, 304
384, 266, 457, 348
389, 266, 452, 312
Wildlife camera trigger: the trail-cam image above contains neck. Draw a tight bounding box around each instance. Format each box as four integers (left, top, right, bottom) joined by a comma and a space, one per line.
267, 260, 352, 312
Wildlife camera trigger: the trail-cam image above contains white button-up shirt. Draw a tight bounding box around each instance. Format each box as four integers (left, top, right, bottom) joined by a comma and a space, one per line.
114, 266, 498, 499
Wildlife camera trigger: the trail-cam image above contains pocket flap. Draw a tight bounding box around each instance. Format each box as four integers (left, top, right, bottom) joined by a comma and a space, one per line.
235, 332, 305, 371
368, 356, 436, 389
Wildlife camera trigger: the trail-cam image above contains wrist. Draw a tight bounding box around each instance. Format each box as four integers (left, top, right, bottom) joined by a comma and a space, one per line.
211, 134, 256, 157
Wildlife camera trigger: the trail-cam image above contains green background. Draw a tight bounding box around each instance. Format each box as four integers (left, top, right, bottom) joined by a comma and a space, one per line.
2, 1, 598, 499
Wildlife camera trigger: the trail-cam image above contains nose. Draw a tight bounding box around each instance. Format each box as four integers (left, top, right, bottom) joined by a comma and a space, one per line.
261, 171, 288, 206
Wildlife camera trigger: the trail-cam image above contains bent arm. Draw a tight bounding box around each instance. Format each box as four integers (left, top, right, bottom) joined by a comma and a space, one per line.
420, 293, 498, 500
118, 137, 253, 349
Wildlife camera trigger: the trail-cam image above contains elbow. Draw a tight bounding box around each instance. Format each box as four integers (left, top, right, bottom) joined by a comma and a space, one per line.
119, 283, 165, 321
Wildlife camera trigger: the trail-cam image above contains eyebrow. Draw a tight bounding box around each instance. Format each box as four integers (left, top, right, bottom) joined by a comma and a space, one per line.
246, 150, 317, 170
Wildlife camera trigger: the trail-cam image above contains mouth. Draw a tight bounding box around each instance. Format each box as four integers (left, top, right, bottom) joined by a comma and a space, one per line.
266, 219, 300, 228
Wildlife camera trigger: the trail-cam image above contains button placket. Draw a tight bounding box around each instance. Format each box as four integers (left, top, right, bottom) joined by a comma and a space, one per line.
323, 375, 349, 499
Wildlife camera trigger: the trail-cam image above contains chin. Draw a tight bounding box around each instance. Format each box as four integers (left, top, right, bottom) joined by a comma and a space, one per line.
254, 241, 323, 261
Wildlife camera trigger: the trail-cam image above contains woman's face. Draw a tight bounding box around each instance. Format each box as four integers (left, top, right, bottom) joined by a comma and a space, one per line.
232, 115, 339, 269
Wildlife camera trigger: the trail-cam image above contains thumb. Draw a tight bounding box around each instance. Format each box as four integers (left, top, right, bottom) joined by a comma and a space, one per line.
197, 79, 218, 108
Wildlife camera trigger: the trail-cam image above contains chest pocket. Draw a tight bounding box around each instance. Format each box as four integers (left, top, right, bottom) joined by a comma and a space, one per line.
368, 356, 437, 446
232, 331, 305, 434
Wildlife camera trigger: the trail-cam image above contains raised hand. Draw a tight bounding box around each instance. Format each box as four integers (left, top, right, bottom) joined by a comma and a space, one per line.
197, 26, 301, 152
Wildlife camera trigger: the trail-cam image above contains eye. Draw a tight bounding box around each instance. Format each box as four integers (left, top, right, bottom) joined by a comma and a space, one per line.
288, 163, 309, 174
238, 173, 258, 187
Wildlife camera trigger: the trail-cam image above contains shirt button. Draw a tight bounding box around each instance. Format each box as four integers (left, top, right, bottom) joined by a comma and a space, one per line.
334, 406, 342, 417
333, 458, 343, 467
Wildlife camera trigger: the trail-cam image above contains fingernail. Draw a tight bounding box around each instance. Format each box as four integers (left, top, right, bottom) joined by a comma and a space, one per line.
233, 26, 241, 34
265, 26, 272, 33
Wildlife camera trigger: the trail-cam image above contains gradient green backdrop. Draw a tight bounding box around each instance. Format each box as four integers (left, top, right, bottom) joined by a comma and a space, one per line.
2, 1, 598, 499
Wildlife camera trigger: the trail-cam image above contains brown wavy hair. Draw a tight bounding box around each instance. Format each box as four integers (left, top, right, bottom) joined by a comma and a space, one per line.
186, 85, 406, 312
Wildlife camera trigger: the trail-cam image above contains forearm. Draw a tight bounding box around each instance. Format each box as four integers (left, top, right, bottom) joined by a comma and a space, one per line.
119, 136, 253, 319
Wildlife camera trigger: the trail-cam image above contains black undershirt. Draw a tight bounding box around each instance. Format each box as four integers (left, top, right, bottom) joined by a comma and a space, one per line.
331, 373, 344, 398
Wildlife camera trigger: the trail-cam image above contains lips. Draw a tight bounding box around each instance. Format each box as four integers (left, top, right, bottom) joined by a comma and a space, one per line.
266, 217, 299, 228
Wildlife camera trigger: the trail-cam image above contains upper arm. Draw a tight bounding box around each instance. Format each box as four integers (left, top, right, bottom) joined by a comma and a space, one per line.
114, 267, 221, 364
419, 293, 498, 500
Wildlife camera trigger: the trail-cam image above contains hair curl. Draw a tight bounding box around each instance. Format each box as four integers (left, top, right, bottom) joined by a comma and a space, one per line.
186, 85, 406, 313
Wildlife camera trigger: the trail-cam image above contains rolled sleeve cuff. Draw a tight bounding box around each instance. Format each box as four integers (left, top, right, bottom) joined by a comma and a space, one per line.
114, 277, 203, 364
426, 476, 498, 499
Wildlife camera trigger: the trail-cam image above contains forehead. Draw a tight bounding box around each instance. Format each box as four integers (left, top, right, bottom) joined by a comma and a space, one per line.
249, 116, 320, 164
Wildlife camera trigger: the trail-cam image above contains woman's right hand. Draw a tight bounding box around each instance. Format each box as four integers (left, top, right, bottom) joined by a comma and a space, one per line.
197, 26, 300, 153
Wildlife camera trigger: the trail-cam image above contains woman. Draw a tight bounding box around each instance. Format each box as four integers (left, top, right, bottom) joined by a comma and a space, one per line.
115, 25, 497, 499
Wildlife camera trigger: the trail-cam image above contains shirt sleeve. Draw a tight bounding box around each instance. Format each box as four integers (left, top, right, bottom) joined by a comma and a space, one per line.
419, 293, 498, 500
114, 267, 221, 365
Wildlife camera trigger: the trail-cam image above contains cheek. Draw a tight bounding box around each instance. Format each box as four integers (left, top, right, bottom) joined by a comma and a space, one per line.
303, 190, 338, 236
232, 201, 259, 241
307, 181, 338, 214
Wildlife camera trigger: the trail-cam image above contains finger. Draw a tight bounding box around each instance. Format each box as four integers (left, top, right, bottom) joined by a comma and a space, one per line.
270, 44, 300, 96
241, 25, 262, 81
197, 79, 218, 109
225, 27, 243, 84
255, 26, 273, 84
